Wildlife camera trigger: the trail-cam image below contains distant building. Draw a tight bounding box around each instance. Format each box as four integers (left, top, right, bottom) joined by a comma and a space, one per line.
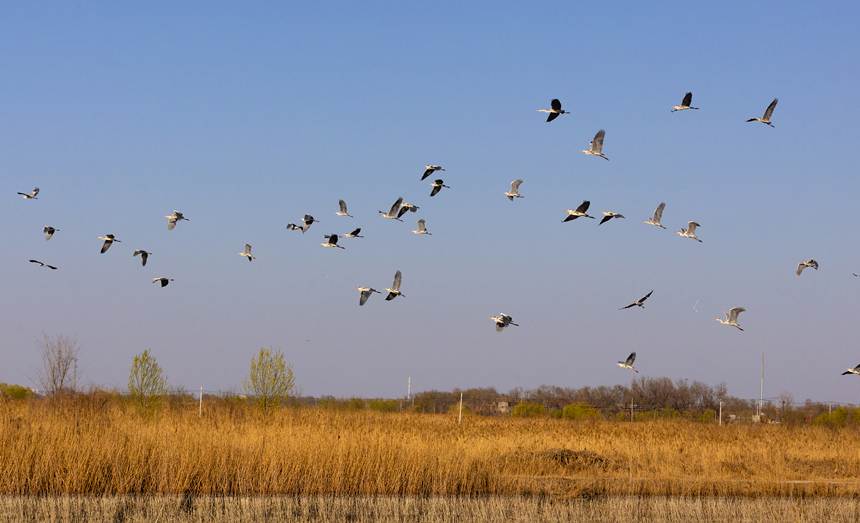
495, 399, 512, 414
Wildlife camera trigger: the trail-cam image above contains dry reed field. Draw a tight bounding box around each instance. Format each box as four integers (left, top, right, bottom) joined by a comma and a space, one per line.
2, 495, 860, 523
2, 397, 860, 498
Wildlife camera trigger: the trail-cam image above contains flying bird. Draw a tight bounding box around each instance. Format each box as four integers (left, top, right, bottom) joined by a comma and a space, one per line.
239, 244, 255, 261
747, 98, 778, 127
580, 129, 609, 160
489, 313, 519, 333
842, 364, 860, 376
286, 214, 319, 233
43, 226, 58, 240
29, 260, 57, 270
397, 202, 420, 219
336, 200, 353, 218
133, 250, 151, 267
379, 197, 404, 221
537, 99, 568, 122
643, 202, 667, 229
617, 352, 638, 373
165, 211, 189, 231
675, 221, 702, 242
384, 270, 405, 300
599, 212, 625, 225
412, 219, 431, 235
796, 259, 818, 276
504, 179, 524, 201
343, 228, 363, 238
715, 307, 746, 331
429, 179, 450, 197
152, 277, 174, 287
321, 234, 345, 249
422, 165, 445, 181
671, 92, 699, 112
354, 286, 380, 306
620, 291, 653, 310
97, 234, 121, 253
18, 188, 39, 199
563, 201, 595, 222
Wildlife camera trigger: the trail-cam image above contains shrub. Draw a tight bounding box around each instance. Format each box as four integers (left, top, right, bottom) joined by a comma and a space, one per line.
243, 347, 296, 412
511, 402, 545, 418
562, 402, 602, 421
128, 350, 168, 416
369, 399, 397, 412
2, 384, 33, 400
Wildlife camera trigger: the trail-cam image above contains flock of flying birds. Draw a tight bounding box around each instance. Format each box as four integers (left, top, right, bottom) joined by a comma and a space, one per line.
15, 93, 860, 378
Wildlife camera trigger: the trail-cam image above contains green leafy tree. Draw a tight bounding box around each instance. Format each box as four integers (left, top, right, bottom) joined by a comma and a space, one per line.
128, 349, 168, 416
562, 402, 602, 421
243, 347, 295, 411
511, 402, 545, 417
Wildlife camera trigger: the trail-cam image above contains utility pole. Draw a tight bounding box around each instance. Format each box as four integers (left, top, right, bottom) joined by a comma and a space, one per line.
759, 352, 764, 418
458, 393, 463, 425
199, 386, 203, 418
407, 376, 410, 402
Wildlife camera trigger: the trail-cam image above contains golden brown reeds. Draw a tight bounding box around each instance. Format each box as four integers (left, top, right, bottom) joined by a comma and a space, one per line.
1, 397, 859, 497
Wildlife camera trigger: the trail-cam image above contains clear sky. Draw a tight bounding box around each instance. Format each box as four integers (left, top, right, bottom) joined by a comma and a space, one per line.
3, 1, 860, 403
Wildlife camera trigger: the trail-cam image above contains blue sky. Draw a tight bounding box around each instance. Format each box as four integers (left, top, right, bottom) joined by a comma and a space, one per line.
3, 2, 860, 403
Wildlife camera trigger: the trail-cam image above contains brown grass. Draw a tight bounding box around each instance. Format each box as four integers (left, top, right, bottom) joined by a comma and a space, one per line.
1, 397, 860, 497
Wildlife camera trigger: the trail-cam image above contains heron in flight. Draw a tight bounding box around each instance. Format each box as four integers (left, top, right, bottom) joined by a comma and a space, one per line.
97, 234, 121, 253
321, 234, 345, 249
43, 226, 58, 240
617, 352, 638, 373
537, 99, 568, 122
336, 200, 353, 218
796, 259, 818, 276
620, 291, 653, 310
675, 221, 702, 242
354, 286, 380, 306
133, 250, 151, 267
343, 228, 363, 238
18, 188, 39, 199
397, 202, 420, 219
412, 219, 431, 235
384, 270, 405, 300
152, 277, 174, 287
239, 244, 255, 261
422, 165, 445, 181
165, 211, 189, 231
643, 202, 666, 229
29, 260, 57, 270
747, 98, 778, 127
671, 92, 699, 112
489, 313, 519, 333
581, 129, 608, 160
563, 201, 595, 222
379, 197, 404, 221
286, 214, 320, 233
599, 212, 625, 225
715, 307, 746, 331
842, 364, 860, 376
504, 179, 524, 201
429, 179, 450, 197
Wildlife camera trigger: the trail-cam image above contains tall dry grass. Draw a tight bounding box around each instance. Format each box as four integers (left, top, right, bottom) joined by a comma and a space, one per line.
1, 396, 859, 497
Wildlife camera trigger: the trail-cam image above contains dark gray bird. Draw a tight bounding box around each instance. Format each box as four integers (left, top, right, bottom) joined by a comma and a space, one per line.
643, 202, 667, 229
580, 129, 608, 160
675, 221, 702, 242
747, 98, 778, 127
429, 179, 450, 197
29, 260, 57, 270
152, 277, 174, 287
133, 250, 151, 267
617, 352, 638, 372
336, 200, 353, 218
842, 364, 860, 376
504, 179, 524, 201
396, 202, 419, 219
489, 313, 519, 333
538, 99, 569, 122
412, 219, 431, 235
599, 212, 625, 225
354, 286, 380, 306
165, 211, 189, 231
796, 259, 818, 276
422, 165, 445, 180
321, 234, 345, 249
18, 188, 39, 199
563, 201, 595, 222
43, 226, 58, 240
379, 197, 404, 221
384, 270, 405, 300
286, 214, 319, 233
715, 307, 746, 331
239, 244, 255, 261
97, 234, 120, 253
343, 228, 363, 238
671, 92, 698, 112
620, 291, 653, 310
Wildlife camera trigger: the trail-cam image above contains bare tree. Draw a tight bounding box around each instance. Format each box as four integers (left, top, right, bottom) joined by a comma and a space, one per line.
32, 334, 81, 396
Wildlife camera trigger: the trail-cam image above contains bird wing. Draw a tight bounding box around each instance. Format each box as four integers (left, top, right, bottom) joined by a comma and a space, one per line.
388, 197, 403, 215
495, 322, 505, 333
430, 185, 441, 197
796, 263, 805, 276
728, 307, 745, 322
133, 250, 142, 257
141, 252, 148, 266
359, 289, 371, 306
167, 217, 177, 230
329, 234, 339, 245
546, 112, 559, 123
563, 215, 579, 222
640, 290, 653, 302
551, 98, 561, 111
763, 98, 778, 120
592, 129, 605, 153
32, 188, 39, 197
620, 303, 636, 310
625, 352, 636, 366
385, 292, 397, 301
397, 206, 410, 218
417, 219, 426, 232
653, 202, 665, 223
392, 270, 402, 291
511, 179, 523, 193
47, 265, 57, 270
29, 260, 40, 264
421, 169, 433, 180
575, 200, 591, 213
810, 259, 819, 270
244, 244, 252, 254
686, 222, 699, 234
339, 200, 348, 213
682, 92, 692, 107
599, 215, 612, 225
101, 240, 111, 253
350, 228, 361, 236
